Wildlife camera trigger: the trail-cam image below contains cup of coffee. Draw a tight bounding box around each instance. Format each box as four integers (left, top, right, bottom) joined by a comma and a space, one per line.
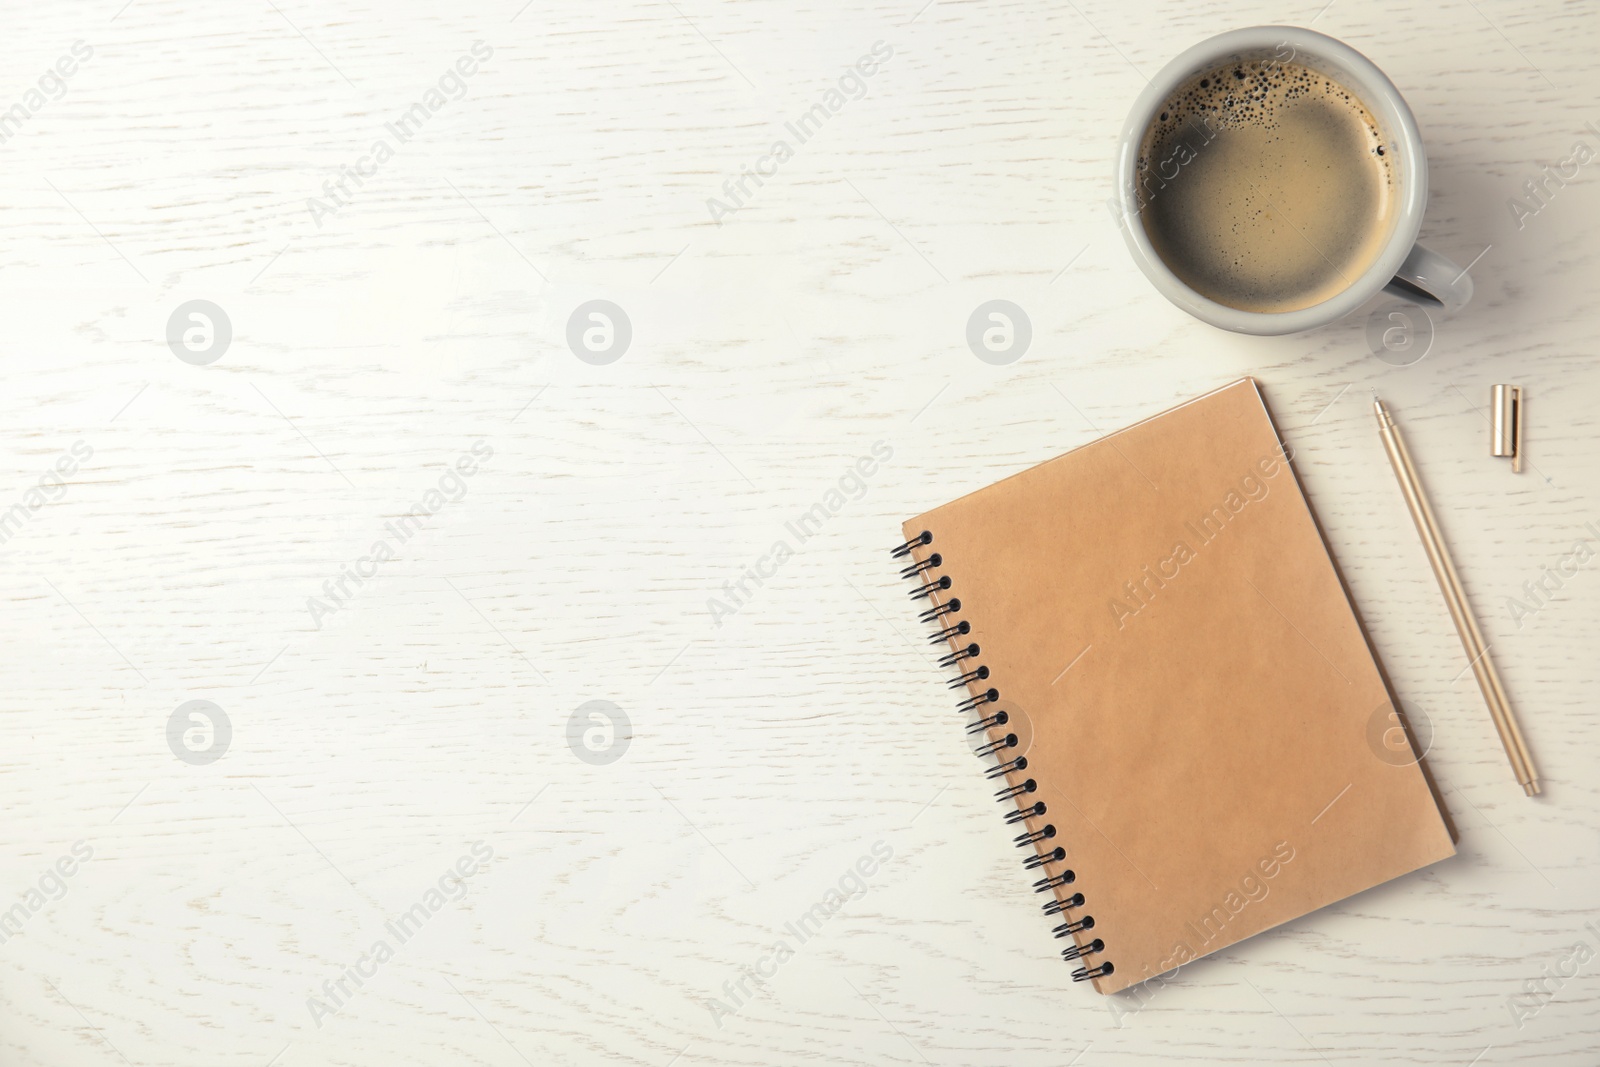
1114, 26, 1472, 335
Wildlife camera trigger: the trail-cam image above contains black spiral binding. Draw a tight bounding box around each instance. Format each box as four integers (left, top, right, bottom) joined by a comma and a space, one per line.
893, 529, 1113, 984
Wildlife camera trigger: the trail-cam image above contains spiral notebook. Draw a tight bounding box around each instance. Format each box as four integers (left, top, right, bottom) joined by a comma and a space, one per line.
893, 378, 1454, 994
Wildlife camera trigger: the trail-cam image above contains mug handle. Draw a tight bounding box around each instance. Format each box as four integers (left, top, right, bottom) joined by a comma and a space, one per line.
1382, 242, 1473, 314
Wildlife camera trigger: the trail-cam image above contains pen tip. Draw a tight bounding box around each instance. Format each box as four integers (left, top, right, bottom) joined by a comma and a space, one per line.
1371, 392, 1390, 426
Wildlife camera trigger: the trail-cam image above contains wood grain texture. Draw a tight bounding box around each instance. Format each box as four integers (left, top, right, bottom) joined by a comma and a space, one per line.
2, 0, 1597, 1064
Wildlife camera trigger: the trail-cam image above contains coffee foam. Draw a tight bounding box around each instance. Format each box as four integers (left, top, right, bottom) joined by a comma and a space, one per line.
1135, 55, 1397, 313
1139, 57, 1392, 183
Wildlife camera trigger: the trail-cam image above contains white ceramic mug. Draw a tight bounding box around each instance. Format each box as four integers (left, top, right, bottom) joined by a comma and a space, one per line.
1114, 26, 1472, 336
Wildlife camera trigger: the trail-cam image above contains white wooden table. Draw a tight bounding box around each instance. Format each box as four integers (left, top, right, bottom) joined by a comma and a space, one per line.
4, 1, 1597, 1064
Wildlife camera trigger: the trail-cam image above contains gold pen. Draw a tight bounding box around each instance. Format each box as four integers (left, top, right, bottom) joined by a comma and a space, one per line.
1373, 395, 1540, 796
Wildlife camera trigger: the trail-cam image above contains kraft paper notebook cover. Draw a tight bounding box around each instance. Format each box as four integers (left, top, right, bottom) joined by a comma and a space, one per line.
893, 378, 1453, 994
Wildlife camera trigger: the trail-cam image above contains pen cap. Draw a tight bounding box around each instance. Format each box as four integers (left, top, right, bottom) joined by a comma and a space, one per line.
1490, 385, 1522, 472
